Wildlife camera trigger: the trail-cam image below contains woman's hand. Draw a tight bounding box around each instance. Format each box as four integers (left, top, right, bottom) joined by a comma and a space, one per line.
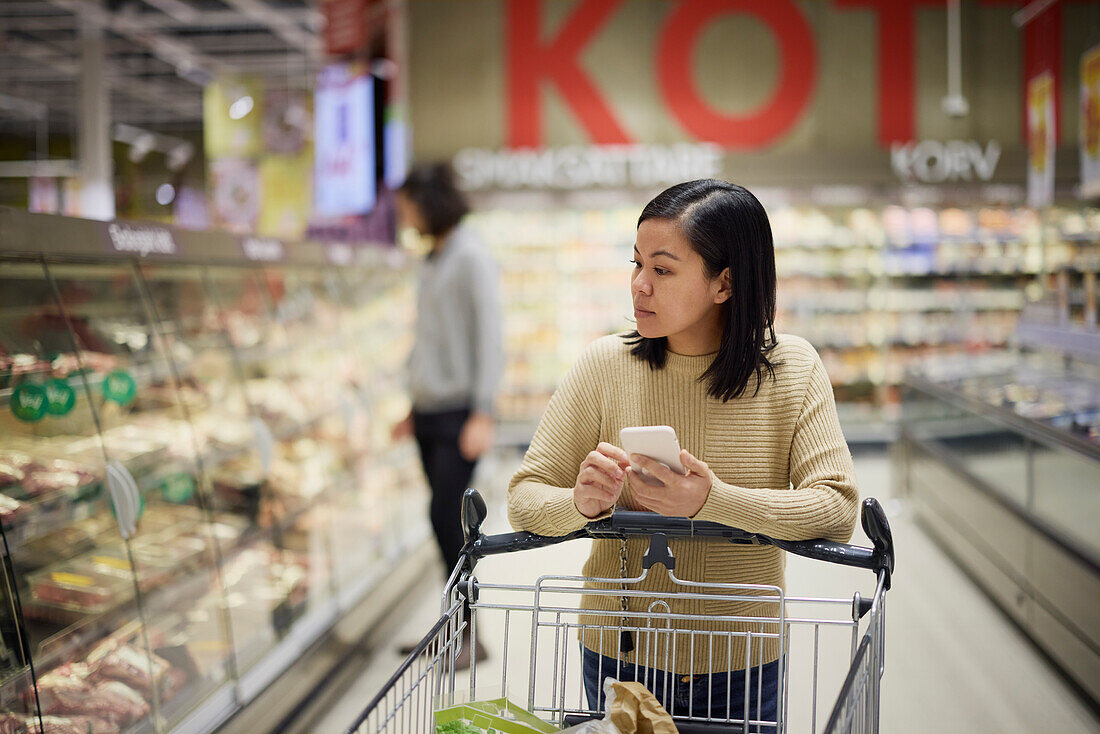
459, 413, 495, 461
574, 442, 630, 518
391, 412, 414, 442
627, 449, 713, 518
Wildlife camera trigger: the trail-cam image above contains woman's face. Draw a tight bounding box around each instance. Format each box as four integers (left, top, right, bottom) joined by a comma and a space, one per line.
395, 192, 427, 234
631, 218, 730, 355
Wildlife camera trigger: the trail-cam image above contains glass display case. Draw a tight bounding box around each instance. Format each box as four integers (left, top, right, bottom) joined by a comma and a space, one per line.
896, 323, 1100, 705
0, 209, 427, 733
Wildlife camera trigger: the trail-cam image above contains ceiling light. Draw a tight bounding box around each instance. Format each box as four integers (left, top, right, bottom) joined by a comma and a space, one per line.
156, 183, 176, 206
128, 134, 156, 163
229, 95, 254, 120
167, 143, 194, 172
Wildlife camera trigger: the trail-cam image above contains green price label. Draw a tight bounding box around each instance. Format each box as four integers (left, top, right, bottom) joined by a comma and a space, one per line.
44, 379, 77, 416
103, 370, 137, 406
10, 383, 47, 422
160, 473, 196, 503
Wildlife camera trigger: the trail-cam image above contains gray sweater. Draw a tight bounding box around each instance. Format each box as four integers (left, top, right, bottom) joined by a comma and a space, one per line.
408, 222, 503, 415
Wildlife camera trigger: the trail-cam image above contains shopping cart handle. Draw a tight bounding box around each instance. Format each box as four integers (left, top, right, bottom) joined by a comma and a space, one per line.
461, 490, 894, 584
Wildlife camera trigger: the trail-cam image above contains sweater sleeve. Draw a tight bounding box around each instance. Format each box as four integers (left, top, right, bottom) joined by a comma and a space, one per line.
692, 352, 859, 542
508, 344, 610, 535
467, 247, 503, 415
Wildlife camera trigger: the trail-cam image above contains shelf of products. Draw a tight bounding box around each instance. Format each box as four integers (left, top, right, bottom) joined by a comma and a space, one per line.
474, 202, 1099, 440
0, 210, 426, 734
896, 325, 1099, 705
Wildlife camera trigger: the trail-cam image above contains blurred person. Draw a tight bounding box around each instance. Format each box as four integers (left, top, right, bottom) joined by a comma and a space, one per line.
391, 162, 501, 668
508, 180, 858, 726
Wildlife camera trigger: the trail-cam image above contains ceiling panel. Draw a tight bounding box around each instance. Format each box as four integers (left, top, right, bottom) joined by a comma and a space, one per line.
0, 0, 324, 133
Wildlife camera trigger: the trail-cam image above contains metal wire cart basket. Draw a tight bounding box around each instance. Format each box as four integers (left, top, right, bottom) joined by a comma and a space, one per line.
349, 489, 895, 734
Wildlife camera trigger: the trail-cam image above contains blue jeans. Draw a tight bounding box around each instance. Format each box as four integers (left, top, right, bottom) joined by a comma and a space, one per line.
582, 647, 780, 730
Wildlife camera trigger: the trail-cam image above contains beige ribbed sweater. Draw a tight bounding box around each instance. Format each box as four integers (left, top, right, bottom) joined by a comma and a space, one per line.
507, 333, 858, 674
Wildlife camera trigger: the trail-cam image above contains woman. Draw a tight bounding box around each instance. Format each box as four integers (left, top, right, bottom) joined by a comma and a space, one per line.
392, 162, 502, 669
507, 179, 858, 724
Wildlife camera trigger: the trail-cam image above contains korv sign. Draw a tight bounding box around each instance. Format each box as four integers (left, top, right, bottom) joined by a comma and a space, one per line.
892, 140, 1002, 183
104, 223, 178, 258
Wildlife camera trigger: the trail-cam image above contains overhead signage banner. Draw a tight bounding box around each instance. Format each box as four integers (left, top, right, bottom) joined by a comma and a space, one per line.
314, 62, 376, 218
1027, 71, 1056, 208
383, 106, 408, 191
1080, 44, 1100, 199
204, 78, 263, 159
322, 0, 370, 57
258, 152, 312, 239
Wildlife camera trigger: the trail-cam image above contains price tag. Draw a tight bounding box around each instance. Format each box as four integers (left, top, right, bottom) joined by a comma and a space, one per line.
44, 378, 77, 416
51, 572, 94, 588
10, 384, 47, 422
92, 555, 132, 571
103, 370, 137, 406
160, 473, 196, 503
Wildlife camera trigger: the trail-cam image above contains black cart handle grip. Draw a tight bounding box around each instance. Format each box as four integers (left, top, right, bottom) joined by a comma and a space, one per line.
461, 488, 893, 586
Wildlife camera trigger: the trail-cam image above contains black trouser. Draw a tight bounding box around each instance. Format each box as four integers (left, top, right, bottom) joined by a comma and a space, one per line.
412, 408, 477, 614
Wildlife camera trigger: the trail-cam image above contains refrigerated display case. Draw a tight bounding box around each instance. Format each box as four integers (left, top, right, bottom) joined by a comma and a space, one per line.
0, 209, 428, 733
896, 318, 1100, 705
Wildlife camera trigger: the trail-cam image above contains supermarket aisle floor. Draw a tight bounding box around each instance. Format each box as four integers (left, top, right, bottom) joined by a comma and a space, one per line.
318, 449, 1100, 734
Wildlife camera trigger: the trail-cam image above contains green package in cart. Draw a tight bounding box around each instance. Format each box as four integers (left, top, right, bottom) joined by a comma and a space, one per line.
434, 698, 558, 734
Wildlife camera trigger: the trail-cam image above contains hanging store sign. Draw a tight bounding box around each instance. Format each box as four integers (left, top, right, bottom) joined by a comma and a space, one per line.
453, 143, 723, 191
383, 107, 408, 191
322, 0, 371, 57
210, 159, 261, 234
104, 223, 178, 258
890, 140, 1001, 183
1080, 44, 1100, 199
314, 62, 376, 217
1028, 72, 1056, 207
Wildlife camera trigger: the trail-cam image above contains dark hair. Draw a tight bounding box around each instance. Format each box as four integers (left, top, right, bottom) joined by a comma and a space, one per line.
398, 162, 470, 237
623, 179, 779, 401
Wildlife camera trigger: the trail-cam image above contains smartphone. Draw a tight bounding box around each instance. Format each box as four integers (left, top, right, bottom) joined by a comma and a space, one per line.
619, 425, 685, 477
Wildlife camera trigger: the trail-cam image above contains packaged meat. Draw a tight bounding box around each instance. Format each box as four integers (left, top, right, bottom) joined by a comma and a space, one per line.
34, 662, 93, 714
87, 644, 171, 699
0, 713, 26, 734
16, 460, 99, 500
62, 717, 119, 734
86, 546, 173, 591
50, 352, 118, 380
16, 526, 97, 568
0, 452, 38, 489
0, 464, 26, 491
143, 534, 206, 568
27, 715, 117, 734
0, 494, 29, 523
33, 662, 149, 727
19, 472, 83, 498
91, 682, 149, 724
28, 565, 133, 613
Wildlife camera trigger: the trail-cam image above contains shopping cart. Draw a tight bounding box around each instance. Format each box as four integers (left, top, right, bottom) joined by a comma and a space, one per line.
348, 489, 894, 734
